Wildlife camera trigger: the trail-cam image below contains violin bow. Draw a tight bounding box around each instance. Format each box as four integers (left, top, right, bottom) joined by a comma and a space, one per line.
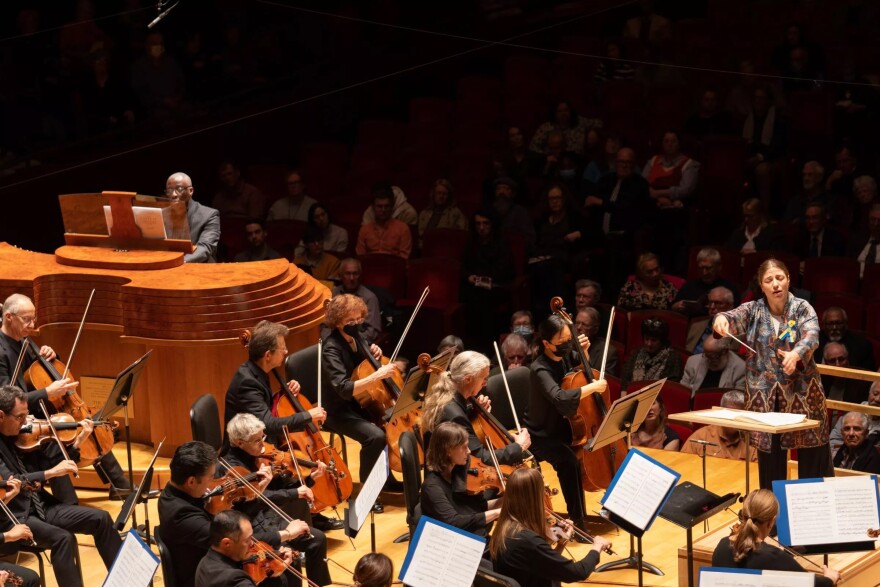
37, 400, 78, 478
217, 458, 314, 539
281, 425, 313, 510
317, 337, 322, 410
0, 493, 37, 546
9, 339, 28, 387
492, 341, 523, 434
61, 288, 95, 381
388, 287, 429, 363
764, 536, 825, 572
598, 306, 615, 381
248, 537, 320, 587
485, 437, 506, 492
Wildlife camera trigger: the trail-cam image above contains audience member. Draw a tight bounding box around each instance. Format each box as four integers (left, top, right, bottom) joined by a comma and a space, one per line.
846, 175, 879, 236
617, 252, 677, 311
725, 198, 783, 254
818, 306, 876, 371
500, 126, 541, 186
829, 382, 880, 452
165, 172, 220, 263
680, 337, 746, 393
849, 202, 880, 275
574, 279, 602, 312
509, 311, 534, 340
622, 0, 672, 52
594, 40, 635, 82
331, 258, 381, 344
782, 161, 827, 225
234, 218, 281, 262
743, 87, 788, 203
492, 177, 535, 251
493, 334, 530, 373
832, 412, 880, 473
529, 101, 602, 155
130, 31, 185, 119
575, 307, 618, 376
266, 170, 316, 222
681, 390, 756, 461
417, 179, 468, 242
531, 182, 585, 310
793, 202, 846, 258
538, 131, 582, 189
585, 147, 650, 244
437, 335, 465, 358
687, 286, 735, 353
581, 133, 621, 190
294, 203, 349, 258
642, 130, 700, 208
293, 227, 340, 283
212, 161, 266, 219
683, 87, 736, 139
356, 186, 412, 259
672, 248, 739, 315
362, 185, 417, 226
621, 317, 683, 388
820, 342, 871, 404
630, 397, 680, 450
77, 51, 135, 135
780, 45, 824, 94
825, 144, 861, 200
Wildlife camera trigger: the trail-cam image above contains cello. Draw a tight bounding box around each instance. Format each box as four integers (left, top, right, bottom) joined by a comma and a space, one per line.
549, 297, 627, 492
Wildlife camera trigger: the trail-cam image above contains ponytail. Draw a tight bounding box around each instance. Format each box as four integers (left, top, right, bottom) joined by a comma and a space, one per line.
730, 489, 779, 563
422, 370, 457, 433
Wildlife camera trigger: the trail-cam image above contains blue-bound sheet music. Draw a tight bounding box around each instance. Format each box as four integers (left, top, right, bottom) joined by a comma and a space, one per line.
601, 448, 681, 533
102, 529, 159, 587
399, 515, 486, 587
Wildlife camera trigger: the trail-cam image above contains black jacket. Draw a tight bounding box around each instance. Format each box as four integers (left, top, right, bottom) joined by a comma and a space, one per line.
321, 329, 372, 417
524, 354, 580, 443
593, 173, 650, 234
194, 549, 255, 587
0, 436, 50, 525
832, 432, 880, 474
492, 528, 600, 587
712, 536, 833, 587
419, 469, 489, 537
0, 331, 52, 413
223, 360, 311, 452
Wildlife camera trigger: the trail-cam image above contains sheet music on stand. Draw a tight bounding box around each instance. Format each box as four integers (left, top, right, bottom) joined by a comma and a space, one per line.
699, 568, 813, 587
398, 516, 486, 587
773, 475, 880, 554
600, 448, 681, 535
102, 528, 159, 587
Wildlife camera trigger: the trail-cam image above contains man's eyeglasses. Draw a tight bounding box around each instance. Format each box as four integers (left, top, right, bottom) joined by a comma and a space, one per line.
643, 319, 663, 328
506, 354, 525, 361
10, 413, 28, 422
825, 356, 848, 365
14, 314, 36, 325
165, 185, 192, 195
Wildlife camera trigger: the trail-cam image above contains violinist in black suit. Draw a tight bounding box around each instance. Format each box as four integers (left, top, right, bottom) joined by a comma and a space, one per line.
223, 320, 326, 454
0, 385, 121, 587
195, 510, 258, 587
0, 294, 131, 501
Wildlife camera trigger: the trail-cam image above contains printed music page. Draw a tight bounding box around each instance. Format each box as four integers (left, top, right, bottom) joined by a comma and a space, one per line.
399, 517, 485, 587
760, 570, 814, 587
602, 450, 678, 530
708, 409, 805, 426
102, 529, 159, 587
699, 569, 812, 587
784, 476, 880, 545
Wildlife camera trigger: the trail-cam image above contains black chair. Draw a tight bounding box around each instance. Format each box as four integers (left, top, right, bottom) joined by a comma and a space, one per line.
285, 345, 348, 464
154, 524, 177, 587
396, 430, 423, 543
473, 567, 522, 587
189, 394, 222, 452
485, 366, 531, 431
18, 538, 82, 587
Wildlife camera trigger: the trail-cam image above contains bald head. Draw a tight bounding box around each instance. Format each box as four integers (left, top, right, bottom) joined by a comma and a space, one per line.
702, 336, 729, 371
822, 342, 848, 367
165, 172, 194, 203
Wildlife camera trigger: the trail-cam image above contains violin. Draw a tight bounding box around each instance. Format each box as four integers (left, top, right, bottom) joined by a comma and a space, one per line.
465, 455, 510, 495
255, 442, 321, 480
868, 528, 880, 538
0, 476, 39, 499
545, 509, 616, 555
15, 414, 81, 452
550, 297, 627, 492
204, 465, 265, 516
242, 539, 305, 585
0, 572, 24, 587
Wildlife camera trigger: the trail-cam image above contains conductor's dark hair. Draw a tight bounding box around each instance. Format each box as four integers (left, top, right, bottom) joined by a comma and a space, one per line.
169, 441, 217, 484
0, 385, 26, 414
209, 509, 248, 547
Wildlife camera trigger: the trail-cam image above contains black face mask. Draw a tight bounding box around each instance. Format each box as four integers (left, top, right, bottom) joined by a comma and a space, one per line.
552, 341, 573, 356
343, 323, 362, 337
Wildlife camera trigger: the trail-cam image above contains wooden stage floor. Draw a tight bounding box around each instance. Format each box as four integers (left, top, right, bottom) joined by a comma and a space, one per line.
7, 439, 876, 586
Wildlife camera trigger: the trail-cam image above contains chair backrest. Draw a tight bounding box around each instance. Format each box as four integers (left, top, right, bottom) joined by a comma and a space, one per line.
190, 394, 222, 452
406, 258, 462, 307
485, 366, 531, 431
154, 525, 177, 587
693, 388, 728, 411
741, 250, 801, 288
802, 256, 861, 295
359, 253, 408, 300
285, 344, 320, 404
473, 567, 522, 587
668, 422, 693, 444
398, 431, 423, 532
626, 309, 690, 352
659, 380, 693, 414
421, 228, 470, 260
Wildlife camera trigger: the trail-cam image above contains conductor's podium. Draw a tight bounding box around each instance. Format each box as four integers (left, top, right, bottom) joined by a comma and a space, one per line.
0, 241, 329, 456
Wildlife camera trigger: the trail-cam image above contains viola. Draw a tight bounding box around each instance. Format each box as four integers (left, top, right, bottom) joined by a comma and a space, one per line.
545, 509, 615, 555
255, 442, 321, 480
204, 465, 264, 516
15, 414, 81, 452
22, 338, 118, 468
242, 540, 301, 585
550, 297, 627, 492
465, 455, 509, 495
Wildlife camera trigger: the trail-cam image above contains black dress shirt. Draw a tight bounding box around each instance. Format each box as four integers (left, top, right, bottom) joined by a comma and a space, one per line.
492, 528, 600, 587
524, 354, 580, 443
419, 469, 489, 536
436, 393, 524, 466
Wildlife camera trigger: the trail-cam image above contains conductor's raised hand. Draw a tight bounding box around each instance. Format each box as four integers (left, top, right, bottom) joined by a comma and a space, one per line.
712, 315, 730, 337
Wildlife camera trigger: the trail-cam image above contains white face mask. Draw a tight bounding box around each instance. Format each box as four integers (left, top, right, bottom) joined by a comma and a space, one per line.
150, 44, 165, 58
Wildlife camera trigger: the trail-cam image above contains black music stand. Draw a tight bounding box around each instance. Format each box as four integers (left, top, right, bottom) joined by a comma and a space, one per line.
592, 379, 666, 579
94, 350, 152, 528
659, 482, 740, 587
392, 348, 454, 420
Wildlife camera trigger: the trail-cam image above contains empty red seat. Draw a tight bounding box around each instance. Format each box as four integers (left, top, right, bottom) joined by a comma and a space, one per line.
802, 257, 860, 295
421, 228, 470, 261
408, 97, 453, 128
660, 380, 693, 414
693, 389, 727, 411
357, 119, 405, 151
358, 253, 408, 300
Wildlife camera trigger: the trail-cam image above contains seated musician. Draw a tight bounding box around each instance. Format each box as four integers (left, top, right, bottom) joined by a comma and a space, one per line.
158, 441, 306, 587
0, 294, 132, 501
712, 489, 840, 586
225, 414, 331, 585
165, 172, 221, 263
422, 350, 530, 465
525, 315, 606, 542
419, 422, 500, 538
0, 478, 40, 587
490, 468, 611, 587
831, 412, 880, 473
681, 391, 757, 461
351, 552, 394, 587
0, 385, 121, 587
321, 294, 402, 511
195, 510, 258, 587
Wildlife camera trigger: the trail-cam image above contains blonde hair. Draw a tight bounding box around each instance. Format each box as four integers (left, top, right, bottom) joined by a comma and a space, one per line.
422, 351, 490, 432
425, 422, 468, 472
324, 293, 368, 329
730, 489, 778, 563
227, 413, 265, 444
489, 468, 547, 558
